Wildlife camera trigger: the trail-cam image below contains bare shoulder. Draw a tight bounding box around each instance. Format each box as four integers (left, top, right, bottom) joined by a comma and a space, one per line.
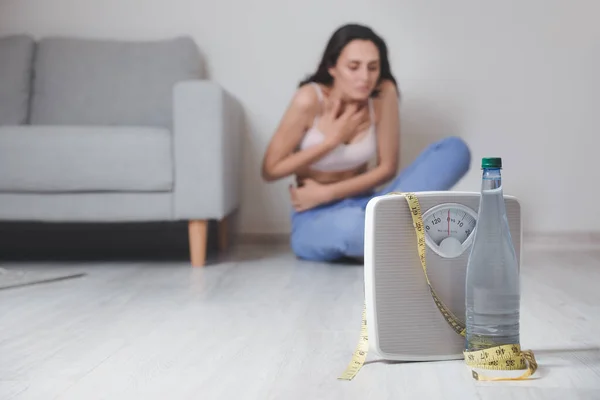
270, 83, 320, 137
372, 79, 400, 121
289, 83, 320, 114
378, 79, 399, 99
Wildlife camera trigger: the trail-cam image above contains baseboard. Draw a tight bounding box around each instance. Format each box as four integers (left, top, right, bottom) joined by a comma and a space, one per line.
234, 233, 289, 246
234, 231, 600, 250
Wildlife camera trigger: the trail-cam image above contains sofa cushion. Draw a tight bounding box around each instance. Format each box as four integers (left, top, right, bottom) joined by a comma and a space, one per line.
0, 126, 173, 192
30, 36, 203, 129
0, 35, 35, 125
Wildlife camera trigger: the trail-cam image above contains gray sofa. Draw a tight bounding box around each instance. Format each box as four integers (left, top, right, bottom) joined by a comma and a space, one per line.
0, 34, 243, 266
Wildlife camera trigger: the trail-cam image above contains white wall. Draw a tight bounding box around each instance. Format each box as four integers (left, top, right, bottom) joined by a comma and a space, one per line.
1, 0, 598, 234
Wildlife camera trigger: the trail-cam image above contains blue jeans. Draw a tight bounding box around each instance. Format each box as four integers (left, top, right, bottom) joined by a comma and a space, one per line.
290, 136, 472, 261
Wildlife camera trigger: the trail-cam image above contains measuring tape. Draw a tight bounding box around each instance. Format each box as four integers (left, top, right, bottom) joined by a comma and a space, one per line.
339, 192, 538, 382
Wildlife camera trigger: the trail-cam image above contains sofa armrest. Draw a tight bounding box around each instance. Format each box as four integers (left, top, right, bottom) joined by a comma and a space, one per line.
172, 80, 244, 220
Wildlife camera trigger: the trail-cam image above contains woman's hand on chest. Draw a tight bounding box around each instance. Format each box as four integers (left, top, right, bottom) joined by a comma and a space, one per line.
317, 98, 370, 146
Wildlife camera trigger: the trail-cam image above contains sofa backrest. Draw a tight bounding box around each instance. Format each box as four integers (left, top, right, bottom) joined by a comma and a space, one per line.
29, 35, 203, 129
0, 35, 35, 125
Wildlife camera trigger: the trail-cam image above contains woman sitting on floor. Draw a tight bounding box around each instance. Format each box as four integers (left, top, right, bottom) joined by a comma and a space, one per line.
261, 23, 471, 262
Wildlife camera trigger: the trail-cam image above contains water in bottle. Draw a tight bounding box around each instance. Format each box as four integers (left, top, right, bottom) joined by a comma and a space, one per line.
465, 157, 520, 353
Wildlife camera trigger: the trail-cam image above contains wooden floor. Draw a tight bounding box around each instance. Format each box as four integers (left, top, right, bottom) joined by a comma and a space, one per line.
0, 243, 599, 399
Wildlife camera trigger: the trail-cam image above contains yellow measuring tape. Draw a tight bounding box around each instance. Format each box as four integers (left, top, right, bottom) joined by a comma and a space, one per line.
339, 192, 538, 382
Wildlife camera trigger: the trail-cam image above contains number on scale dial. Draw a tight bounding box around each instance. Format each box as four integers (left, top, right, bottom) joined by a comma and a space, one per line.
422, 203, 478, 258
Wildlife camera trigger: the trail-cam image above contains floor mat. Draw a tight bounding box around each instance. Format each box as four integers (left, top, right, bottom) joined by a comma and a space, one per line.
0, 267, 86, 290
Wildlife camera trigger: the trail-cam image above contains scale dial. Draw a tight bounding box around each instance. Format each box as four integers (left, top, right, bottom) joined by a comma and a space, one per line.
422, 203, 478, 258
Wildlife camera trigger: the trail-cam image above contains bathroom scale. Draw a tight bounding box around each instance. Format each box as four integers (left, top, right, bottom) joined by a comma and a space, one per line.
363, 191, 522, 361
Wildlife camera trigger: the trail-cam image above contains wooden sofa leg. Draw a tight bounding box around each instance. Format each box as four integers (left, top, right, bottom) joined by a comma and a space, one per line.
188, 220, 208, 267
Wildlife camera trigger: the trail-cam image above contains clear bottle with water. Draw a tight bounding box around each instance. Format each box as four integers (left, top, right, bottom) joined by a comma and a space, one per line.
465, 157, 520, 351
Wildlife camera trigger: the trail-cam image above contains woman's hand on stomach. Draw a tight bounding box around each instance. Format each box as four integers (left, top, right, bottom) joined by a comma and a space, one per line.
289, 164, 368, 212
295, 164, 368, 186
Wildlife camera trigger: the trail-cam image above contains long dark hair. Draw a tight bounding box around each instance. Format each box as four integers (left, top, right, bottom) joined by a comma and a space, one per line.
299, 23, 398, 97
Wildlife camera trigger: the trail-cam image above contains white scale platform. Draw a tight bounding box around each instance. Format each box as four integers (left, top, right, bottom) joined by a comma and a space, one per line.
363, 191, 522, 361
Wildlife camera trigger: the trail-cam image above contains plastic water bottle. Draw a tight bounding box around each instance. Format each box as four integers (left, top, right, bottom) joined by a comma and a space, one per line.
465, 157, 520, 351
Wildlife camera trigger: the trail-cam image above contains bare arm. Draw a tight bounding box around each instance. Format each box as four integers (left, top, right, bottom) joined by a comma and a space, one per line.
261, 86, 337, 182
327, 81, 400, 200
